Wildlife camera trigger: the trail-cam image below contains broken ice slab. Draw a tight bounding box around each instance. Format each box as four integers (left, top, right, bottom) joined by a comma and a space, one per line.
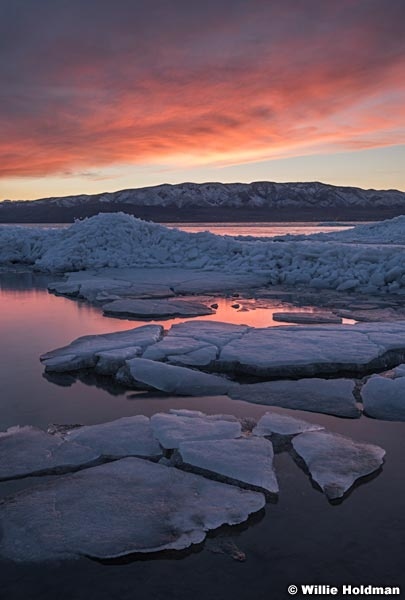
253, 411, 324, 437
150, 411, 241, 450
94, 346, 142, 375
0, 426, 99, 481
64, 416, 162, 459
48, 268, 269, 303
361, 375, 405, 421
40, 325, 163, 372
230, 378, 360, 418
177, 437, 278, 496
123, 358, 237, 396
168, 320, 250, 348
102, 298, 214, 319
142, 336, 218, 362
0, 457, 265, 562
272, 312, 342, 324
218, 321, 405, 378
292, 431, 385, 500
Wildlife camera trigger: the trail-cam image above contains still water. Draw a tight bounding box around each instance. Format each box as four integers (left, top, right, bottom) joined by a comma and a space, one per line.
0, 269, 404, 600
2, 220, 362, 237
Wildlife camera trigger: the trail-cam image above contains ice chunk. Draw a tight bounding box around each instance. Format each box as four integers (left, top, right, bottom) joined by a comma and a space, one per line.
41, 325, 163, 372
292, 431, 385, 500
65, 416, 162, 458
219, 325, 384, 377
94, 347, 142, 375
167, 346, 218, 367
143, 336, 217, 361
361, 376, 405, 421
0, 457, 265, 562
178, 437, 278, 495
253, 412, 324, 437
0, 426, 99, 481
272, 312, 342, 324
151, 412, 241, 449
125, 358, 236, 396
103, 298, 214, 319
169, 321, 250, 348
230, 379, 359, 418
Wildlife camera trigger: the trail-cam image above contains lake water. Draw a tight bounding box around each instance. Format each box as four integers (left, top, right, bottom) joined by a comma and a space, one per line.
0, 241, 404, 599
1, 220, 363, 237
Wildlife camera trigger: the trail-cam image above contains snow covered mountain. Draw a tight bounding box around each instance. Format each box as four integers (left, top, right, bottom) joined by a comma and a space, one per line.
1, 181, 405, 222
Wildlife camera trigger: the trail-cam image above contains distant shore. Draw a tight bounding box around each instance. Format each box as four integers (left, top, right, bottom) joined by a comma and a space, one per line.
1, 205, 405, 224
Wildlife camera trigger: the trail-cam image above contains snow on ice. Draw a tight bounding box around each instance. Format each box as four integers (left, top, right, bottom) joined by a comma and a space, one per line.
3, 213, 405, 294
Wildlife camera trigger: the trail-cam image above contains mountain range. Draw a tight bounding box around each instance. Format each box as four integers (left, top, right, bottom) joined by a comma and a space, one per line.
1, 181, 405, 223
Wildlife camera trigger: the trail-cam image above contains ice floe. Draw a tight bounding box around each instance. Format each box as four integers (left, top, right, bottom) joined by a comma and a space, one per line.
230, 379, 359, 418
64, 416, 162, 459
219, 321, 405, 377
41, 325, 163, 372
0, 457, 265, 562
121, 358, 236, 396
0, 426, 99, 480
253, 412, 324, 437
102, 298, 214, 319
292, 431, 385, 500
272, 312, 342, 324
177, 437, 278, 495
361, 376, 405, 421
150, 411, 241, 449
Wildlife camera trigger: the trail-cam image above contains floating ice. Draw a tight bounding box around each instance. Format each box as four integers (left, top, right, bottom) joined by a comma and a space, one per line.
103, 298, 214, 319
94, 347, 142, 375
150, 411, 241, 449
292, 431, 385, 500
230, 379, 359, 418
169, 321, 250, 348
272, 312, 342, 324
253, 412, 324, 437
361, 376, 405, 421
41, 325, 163, 372
0, 426, 99, 481
64, 416, 162, 459
177, 437, 278, 495
123, 358, 236, 396
0, 458, 265, 562
143, 336, 217, 361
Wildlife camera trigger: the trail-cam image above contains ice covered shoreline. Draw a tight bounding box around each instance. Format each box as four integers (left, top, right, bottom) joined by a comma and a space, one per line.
2, 212, 405, 294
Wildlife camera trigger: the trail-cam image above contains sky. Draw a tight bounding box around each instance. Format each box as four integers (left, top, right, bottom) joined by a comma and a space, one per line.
0, 0, 404, 200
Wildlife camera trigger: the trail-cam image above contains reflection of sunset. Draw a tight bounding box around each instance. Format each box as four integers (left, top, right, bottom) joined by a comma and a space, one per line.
0, 289, 348, 350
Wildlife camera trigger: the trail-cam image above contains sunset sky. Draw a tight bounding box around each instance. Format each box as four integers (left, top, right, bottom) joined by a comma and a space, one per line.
1, 0, 404, 200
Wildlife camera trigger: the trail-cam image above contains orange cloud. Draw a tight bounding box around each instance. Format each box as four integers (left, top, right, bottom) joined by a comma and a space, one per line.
0, 0, 404, 179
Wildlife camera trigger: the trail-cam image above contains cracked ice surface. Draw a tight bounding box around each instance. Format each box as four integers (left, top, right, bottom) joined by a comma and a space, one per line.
102, 298, 214, 319
218, 323, 405, 377
64, 416, 162, 459
292, 431, 385, 500
178, 437, 278, 495
253, 412, 325, 437
151, 411, 241, 450
0, 457, 265, 562
41, 325, 163, 372
0, 426, 99, 481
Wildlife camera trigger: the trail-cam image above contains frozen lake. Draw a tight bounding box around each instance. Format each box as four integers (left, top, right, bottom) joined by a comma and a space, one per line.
0, 268, 404, 599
